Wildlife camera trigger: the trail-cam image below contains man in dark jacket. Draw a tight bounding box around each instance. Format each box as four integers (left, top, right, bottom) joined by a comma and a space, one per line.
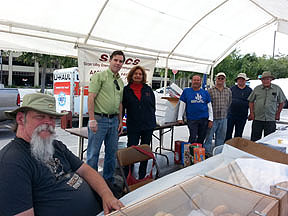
225, 73, 252, 141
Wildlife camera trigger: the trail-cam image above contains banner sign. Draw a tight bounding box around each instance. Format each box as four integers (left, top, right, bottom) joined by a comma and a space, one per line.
78, 47, 157, 87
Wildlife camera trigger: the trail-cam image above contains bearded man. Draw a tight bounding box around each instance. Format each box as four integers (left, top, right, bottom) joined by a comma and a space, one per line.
0, 93, 123, 216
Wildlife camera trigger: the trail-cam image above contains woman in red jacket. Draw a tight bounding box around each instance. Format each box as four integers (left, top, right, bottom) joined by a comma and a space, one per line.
122, 65, 156, 179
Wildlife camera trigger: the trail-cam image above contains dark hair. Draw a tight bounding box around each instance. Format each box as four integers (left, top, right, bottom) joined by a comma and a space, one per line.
192, 75, 202, 80
127, 65, 147, 83
110, 50, 126, 62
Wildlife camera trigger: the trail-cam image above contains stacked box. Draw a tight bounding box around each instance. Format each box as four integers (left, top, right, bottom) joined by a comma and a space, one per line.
181, 143, 193, 167
181, 143, 204, 167
193, 147, 205, 163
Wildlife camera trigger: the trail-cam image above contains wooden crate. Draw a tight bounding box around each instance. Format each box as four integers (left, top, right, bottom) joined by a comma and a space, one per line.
270, 181, 288, 216
108, 176, 279, 216
207, 158, 288, 216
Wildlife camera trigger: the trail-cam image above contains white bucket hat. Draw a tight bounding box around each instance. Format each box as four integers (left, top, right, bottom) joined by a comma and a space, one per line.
235, 73, 249, 81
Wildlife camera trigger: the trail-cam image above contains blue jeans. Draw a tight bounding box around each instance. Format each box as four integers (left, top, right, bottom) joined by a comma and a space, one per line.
87, 115, 119, 182
204, 118, 227, 154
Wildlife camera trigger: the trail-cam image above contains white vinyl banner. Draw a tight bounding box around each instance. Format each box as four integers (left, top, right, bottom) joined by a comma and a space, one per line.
78, 47, 156, 87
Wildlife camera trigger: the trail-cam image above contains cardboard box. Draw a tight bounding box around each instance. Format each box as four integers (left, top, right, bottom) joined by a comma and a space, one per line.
180, 143, 203, 166
193, 147, 205, 164
161, 97, 179, 107
226, 137, 288, 165
108, 176, 279, 216
181, 142, 192, 167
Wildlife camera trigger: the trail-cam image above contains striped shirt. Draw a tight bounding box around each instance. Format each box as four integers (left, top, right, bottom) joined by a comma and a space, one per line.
208, 86, 232, 120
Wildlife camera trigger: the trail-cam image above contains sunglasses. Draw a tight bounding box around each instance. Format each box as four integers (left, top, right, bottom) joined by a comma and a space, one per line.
217, 77, 225, 80
114, 80, 120, 91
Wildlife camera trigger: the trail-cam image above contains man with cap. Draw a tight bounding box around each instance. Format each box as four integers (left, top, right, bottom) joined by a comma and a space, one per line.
248, 71, 286, 141
0, 93, 124, 216
225, 73, 252, 141
204, 72, 232, 156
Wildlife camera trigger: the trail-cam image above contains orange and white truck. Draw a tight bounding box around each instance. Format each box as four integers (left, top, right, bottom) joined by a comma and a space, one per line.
53, 67, 89, 117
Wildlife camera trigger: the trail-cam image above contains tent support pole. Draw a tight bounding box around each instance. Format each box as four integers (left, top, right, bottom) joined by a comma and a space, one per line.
78, 86, 84, 157
214, 18, 276, 66
168, 0, 230, 56
210, 67, 214, 87
84, 0, 109, 44
163, 0, 231, 91
272, 30, 276, 58
164, 58, 168, 95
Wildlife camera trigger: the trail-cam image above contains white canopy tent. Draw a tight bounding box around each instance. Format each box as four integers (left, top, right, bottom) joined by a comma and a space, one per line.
1, 0, 288, 153
0, 0, 288, 75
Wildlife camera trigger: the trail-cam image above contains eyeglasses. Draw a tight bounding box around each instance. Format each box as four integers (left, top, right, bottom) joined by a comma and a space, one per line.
217, 77, 225, 80
114, 80, 120, 91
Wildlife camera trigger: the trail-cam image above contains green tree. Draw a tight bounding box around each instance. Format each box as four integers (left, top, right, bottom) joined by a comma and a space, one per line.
18, 52, 77, 92
214, 50, 288, 87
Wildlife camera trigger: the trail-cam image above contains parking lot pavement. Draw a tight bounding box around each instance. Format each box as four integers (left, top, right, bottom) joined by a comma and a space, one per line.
2, 109, 288, 171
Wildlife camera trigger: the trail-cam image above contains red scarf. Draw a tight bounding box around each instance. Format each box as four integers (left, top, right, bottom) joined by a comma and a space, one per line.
130, 83, 143, 100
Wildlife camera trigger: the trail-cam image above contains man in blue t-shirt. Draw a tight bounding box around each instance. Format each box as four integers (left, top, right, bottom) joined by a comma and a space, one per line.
0, 93, 124, 216
177, 75, 213, 144
225, 73, 252, 141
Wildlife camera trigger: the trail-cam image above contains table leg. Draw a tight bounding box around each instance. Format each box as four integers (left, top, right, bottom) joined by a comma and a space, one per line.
159, 128, 163, 154
78, 137, 84, 160
155, 128, 172, 166
170, 126, 174, 151
154, 152, 169, 166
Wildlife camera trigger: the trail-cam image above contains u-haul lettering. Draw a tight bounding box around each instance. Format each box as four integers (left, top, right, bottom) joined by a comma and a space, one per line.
54, 73, 72, 81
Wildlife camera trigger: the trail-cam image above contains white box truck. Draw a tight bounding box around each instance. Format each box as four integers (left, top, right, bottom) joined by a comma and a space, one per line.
53, 67, 89, 117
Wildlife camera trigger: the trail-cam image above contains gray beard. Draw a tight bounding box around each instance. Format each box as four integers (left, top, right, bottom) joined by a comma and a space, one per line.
30, 124, 56, 163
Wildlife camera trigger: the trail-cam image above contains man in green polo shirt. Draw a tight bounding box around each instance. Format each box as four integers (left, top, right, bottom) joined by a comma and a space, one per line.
248, 71, 286, 141
87, 50, 125, 183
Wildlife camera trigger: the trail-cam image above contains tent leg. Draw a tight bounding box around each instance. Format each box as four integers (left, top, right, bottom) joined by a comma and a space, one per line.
164, 58, 168, 95
78, 86, 84, 158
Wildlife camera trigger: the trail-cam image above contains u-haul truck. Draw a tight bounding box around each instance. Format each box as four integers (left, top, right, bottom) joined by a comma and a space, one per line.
53, 67, 89, 116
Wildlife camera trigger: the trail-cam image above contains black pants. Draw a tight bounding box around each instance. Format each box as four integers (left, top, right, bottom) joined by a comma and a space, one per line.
124, 129, 153, 179
225, 116, 247, 141
251, 120, 276, 142
187, 118, 208, 144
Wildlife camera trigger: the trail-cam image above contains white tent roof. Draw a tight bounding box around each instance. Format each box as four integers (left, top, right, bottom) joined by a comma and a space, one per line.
0, 0, 288, 73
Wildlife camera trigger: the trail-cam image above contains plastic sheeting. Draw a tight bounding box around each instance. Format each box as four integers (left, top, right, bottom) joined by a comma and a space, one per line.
208, 158, 288, 194
257, 127, 288, 153
0, 0, 288, 73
